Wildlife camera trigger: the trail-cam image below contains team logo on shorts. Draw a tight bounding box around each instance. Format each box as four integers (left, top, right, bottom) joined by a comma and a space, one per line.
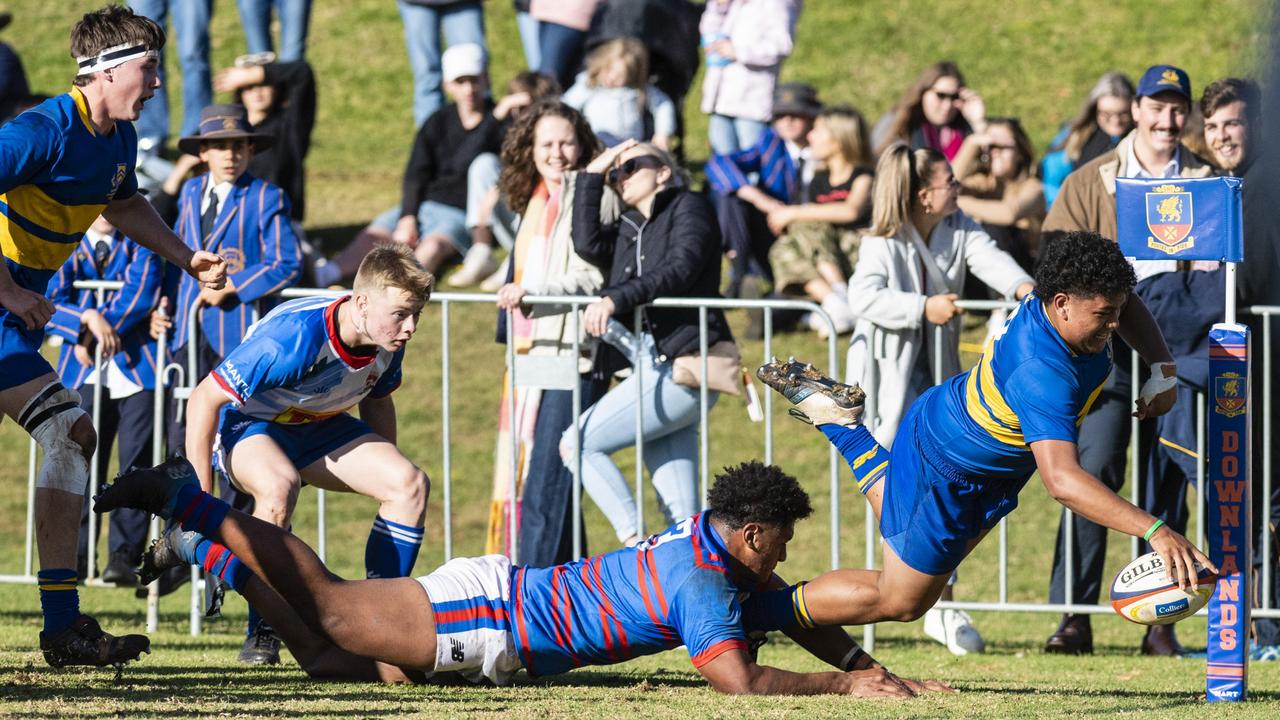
1214, 371, 1246, 418
1145, 184, 1195, 255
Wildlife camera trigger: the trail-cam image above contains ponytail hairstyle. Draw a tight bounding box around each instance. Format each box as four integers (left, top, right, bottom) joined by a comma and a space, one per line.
868, 142, 946, 238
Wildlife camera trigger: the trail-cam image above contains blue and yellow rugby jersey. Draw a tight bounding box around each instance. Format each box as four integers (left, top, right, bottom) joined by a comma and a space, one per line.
921, 293, 1113, 479
0, 87, 138, 291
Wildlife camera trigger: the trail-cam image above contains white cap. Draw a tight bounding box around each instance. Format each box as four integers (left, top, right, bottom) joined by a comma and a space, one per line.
442, 43, 486, 83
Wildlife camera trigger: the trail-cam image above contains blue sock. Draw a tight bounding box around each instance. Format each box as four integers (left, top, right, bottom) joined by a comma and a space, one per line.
740, 583, 815, 632
247, 605, 263, 637
365, 515, 424, 578
820, 424, 890, 495
173, 485, 231, 537
192, 536, 252, 594
38, 569, 79, 636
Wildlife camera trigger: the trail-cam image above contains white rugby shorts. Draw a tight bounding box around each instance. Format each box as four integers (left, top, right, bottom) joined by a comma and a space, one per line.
416, 554, 523, 685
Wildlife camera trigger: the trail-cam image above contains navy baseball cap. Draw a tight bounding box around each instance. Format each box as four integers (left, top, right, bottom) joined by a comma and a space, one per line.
1136, 65, 1191, 101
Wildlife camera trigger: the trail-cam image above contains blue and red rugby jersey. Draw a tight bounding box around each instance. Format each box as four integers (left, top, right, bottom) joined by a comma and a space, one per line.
445, 511, 752, 678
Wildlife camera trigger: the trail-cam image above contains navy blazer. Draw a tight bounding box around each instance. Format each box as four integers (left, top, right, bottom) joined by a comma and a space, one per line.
46, 231, 162, 390
165, 172, 301, 358
705, 126, 798, 203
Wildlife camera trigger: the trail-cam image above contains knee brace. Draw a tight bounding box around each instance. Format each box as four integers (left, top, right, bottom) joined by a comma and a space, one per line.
19, 382, 90, 494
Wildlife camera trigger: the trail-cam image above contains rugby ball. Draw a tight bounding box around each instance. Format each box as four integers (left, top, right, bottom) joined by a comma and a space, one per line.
1110, 551, 1217, 625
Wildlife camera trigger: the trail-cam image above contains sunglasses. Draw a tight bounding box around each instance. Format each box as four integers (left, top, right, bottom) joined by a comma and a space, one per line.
929, 89, 963, 103
607, 156, 664, 185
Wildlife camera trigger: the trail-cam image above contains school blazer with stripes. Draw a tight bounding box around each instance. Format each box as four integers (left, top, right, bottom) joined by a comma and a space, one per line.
166, 172, 302, 358
46, 231, 163, 390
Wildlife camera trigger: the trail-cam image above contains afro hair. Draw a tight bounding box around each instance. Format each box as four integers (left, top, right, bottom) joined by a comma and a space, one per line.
1034, 230, 1136, 301
707, 461, 813, 530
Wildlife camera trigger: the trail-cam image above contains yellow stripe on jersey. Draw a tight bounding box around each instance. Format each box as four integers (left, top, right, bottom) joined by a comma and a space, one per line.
70, 86, 96, 137
1076, 377, 1107, 426
964, 350, 1025, 447
0, 199, 104, 271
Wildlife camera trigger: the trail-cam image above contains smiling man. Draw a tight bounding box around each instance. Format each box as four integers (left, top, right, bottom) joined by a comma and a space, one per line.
745, 231, 1213, 651
96, 455, 942, 698
1039, 64, 1216, 656
181, 244, 432, 664
0, 4, 225, 669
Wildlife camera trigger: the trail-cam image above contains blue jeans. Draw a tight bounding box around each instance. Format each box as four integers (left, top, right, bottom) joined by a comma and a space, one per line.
517, 376, 609, 567
564, 333, 719, 543
707, 113, 767, 156
537, 21, 587, 90
128, 0, 213, 143
515, 11, 540, 70
397, 0, 486, 129
236, 0, 312, 61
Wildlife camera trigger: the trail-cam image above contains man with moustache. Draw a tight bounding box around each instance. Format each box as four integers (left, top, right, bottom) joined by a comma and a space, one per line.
1039, 64, 1216, 657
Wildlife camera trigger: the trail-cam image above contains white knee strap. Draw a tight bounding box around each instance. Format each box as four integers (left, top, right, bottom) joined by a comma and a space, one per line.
19, 382, 90, 494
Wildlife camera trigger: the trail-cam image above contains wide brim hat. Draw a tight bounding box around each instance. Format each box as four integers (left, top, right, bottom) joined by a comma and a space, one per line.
772, 82, 822, 118
177, 103, 274, 156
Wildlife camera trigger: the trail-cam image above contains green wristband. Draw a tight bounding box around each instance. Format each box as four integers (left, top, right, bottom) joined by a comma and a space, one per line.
1143, 519, 1165, 542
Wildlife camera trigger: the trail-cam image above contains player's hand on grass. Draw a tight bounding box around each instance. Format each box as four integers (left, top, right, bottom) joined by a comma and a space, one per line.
844, 667, 917, 698
892, 675, 957, 694
924, 293, 963, 325
190, 250, 227, 290
1133, 361, 1177, 419
1148, 524, 1217, 592
0, 283, 54, 330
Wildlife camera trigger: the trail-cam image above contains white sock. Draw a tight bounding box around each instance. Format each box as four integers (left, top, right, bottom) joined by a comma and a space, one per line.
462, 242, 493, 269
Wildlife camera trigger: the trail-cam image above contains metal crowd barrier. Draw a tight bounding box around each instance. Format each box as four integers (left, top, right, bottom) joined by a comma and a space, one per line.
857, 299, 1278, 652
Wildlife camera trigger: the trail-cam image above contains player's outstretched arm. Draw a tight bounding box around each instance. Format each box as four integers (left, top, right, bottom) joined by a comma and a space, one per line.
104, 193, 226, 289
1032, 438, 1216, 590
696, 648, 916, 698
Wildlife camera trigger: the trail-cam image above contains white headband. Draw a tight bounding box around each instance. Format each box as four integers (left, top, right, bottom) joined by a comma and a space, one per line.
75, 42, 158, 77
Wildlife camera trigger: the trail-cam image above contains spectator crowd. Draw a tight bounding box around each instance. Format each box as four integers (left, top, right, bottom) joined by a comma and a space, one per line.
2, 0, 1278, 667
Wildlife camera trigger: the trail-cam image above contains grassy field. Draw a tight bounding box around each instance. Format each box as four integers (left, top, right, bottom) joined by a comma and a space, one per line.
2, 0, 1279, 717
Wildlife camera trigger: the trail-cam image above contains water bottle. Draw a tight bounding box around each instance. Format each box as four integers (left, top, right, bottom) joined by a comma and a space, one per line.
600, 319, 638, 365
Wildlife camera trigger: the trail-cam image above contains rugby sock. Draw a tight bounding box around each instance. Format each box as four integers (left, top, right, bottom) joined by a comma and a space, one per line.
193, 537, 252, 594
364, 515, 424, 578
820, 424, 890, 495
38, 569, 79, 636
172, 485, 231, 537
740, 582, 815, 633
247, 606, 264, 637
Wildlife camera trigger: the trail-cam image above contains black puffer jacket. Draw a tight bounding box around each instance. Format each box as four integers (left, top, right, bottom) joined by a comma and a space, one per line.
572, 172, 733, 375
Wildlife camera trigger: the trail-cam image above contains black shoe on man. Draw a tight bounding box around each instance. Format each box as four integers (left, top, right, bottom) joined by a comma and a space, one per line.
1043, 613, 1093, 655
40, 614, 150, 668
101, 549, 139, 587
239, 620, 281, 665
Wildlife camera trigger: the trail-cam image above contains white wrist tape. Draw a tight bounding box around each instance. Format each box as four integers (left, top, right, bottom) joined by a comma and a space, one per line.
1139, 362, 1178, 405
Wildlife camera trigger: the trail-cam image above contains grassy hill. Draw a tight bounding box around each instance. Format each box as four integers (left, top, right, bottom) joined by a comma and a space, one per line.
2, 2, 1277, 717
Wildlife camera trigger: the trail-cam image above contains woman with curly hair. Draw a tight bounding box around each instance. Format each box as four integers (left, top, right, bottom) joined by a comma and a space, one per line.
871, 61, 986, 161
487, 99, 621, 566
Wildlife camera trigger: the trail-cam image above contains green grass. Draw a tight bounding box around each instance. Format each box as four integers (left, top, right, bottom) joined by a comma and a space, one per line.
2, 1, 1278, 717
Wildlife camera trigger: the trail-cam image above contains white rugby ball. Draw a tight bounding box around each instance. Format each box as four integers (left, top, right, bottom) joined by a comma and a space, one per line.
1110, 551, 1217, 625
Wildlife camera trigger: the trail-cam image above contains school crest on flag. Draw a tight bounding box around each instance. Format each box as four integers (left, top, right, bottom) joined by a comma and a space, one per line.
1214, 371, 1246, 418
1145, 184, 1194, 254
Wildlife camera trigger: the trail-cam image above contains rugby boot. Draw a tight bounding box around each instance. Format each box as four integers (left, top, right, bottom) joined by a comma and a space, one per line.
138, 526, 201, 586
239, 620, 281, 665
1043, 613, 1093, 655
94, 457, 200, 519
756, 357, 865, 427
40, 614, 150, 668
1141, 624, 1185, 657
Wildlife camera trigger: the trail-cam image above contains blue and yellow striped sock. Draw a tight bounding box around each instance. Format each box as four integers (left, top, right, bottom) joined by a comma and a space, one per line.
364, 515, 424, 578
740, 582, 816, 632
38, 569, 79, 635
820, 424, 890, 495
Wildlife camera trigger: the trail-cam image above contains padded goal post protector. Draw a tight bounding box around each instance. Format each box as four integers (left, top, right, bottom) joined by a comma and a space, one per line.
1206, 323, 1252, 702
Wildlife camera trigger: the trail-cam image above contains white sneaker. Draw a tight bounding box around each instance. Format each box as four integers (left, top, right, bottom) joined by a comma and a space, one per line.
478, 256, 509, 292
448, 244, 498, 287
923, 607, 986, 656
